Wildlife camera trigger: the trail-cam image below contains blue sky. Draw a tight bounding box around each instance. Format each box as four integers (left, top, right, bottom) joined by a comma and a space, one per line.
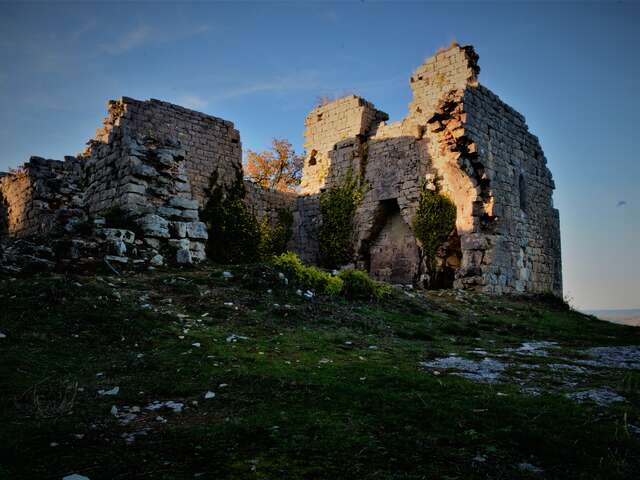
0, 1, 638, 310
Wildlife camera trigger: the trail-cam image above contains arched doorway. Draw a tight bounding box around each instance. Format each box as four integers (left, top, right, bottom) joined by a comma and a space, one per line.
365, 199, 420, 284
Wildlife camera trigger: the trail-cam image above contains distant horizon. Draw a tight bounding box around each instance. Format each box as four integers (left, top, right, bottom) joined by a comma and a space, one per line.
1, 1, 638, 310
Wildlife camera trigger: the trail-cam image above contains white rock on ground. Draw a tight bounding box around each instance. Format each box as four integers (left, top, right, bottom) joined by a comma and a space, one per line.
567, 388, 625, 406
98, 386, 119, 396
421, 356, 508, 384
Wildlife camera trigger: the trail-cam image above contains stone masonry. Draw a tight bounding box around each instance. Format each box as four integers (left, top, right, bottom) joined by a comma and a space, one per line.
0, 98, 241, 271
0, 44, 561, 295
294, 44, 561, 295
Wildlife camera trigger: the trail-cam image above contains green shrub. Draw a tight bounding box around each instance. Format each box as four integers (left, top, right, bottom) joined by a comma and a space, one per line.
259, 208, 294, 259
272, 253, 391, 300
272, 252, 343, 295
318, 172, 365, 268
201, 171, 262, 263
337, 269, 392, 300
412, 187, 456, 272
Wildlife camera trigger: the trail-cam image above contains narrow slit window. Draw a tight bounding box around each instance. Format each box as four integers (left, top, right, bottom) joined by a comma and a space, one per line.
519, 173, 527, 213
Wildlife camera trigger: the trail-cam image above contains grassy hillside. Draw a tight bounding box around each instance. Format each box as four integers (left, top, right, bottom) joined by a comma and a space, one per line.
1, 264, 639, 479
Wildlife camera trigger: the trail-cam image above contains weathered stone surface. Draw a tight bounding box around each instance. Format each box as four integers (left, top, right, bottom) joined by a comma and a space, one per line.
149, 254, 164, 267
291, 43, 561, 295
169, 197, 199, 210
137, 214, 170, 238
176, 248, 192, 265
99, 228, 135, 244
185, 221, 208, 240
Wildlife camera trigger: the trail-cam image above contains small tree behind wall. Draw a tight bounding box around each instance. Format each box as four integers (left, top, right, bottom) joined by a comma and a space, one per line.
245, 139, 304, 193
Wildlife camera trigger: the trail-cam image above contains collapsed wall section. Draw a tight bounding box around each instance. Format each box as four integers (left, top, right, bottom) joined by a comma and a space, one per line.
1, 97, 244, 271
73, 96, 247, 266
81, 97, 242, 212
300, 96, 388, 194
0, 156, 83, 237
458, 86, 562, 294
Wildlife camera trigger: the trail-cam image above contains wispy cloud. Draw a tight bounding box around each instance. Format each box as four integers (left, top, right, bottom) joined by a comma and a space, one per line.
179, 95, 209, 110
70, 20, 98, 42
99, 23, 212, 56
321, 10, 339, 23
210, 71, 322, 103
100, 25, 154, 55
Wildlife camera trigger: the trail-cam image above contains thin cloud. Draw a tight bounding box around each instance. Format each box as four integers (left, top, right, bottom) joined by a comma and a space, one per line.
70, 20, 98, 41
99, 23, 212, 56
210, 71, 323, 102
321, 10, 339, 23
179, 95, 208, 110
100, 25, 154, 55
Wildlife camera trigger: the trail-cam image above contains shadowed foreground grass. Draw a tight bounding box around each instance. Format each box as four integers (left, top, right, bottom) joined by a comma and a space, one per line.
1, 264, 639, 479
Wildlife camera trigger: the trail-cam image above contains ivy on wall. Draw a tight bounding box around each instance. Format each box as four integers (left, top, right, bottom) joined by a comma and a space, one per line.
202, 171, 261, 263
412, 186, 457, 274
259, 208, 294, 259
201, 170, 293, 264
318, 171, 365, 268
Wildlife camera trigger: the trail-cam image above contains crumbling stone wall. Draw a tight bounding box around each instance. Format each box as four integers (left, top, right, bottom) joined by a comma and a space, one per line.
0, 44, 562, 295
300, 96, 388, 194
244, 180, 296, 226
0, 97, 244, 270
296, 44, 562, 295
81, 97, 242, 212
290, 194, 321, 264
0, 156, 83, 237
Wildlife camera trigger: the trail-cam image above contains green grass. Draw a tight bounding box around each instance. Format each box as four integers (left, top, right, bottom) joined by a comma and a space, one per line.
0, 264, 639, 479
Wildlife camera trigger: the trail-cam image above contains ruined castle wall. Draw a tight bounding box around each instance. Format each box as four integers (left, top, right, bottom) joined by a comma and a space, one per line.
119, 98, 242, 205
82, 97, 242, 214
460, 86, 562, 294
408, 45, 479, 125
293, 44, 561, 294
243, 180, 296, 225
0, 157, 83, 237
300, 96, 388, 194
355, 127, 425, 282
291, 194, 321, 264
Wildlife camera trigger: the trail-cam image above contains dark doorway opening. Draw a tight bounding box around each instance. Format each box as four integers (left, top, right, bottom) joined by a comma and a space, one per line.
364, 199, 420, 284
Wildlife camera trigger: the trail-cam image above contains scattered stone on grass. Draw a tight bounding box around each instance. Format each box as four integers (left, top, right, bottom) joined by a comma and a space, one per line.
226, 334, 249, 343
420, 356, 508, 384
517, 462, 544, 475
566, 388, 625, 406
98, 386, 119, 396
576, 346, 640, 369
506, 341, 558, 357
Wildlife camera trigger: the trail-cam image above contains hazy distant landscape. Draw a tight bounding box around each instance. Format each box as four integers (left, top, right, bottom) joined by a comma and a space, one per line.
586, 309, 640, 327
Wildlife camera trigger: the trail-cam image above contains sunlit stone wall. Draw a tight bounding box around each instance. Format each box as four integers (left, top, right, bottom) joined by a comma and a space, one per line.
294, 44, 562, 295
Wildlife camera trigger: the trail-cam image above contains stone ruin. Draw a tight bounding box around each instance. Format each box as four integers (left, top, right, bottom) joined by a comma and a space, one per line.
0, 44, 561, 296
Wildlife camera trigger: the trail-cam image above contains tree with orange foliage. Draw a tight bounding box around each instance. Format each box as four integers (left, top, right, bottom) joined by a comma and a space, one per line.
245, 139, 304, 193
